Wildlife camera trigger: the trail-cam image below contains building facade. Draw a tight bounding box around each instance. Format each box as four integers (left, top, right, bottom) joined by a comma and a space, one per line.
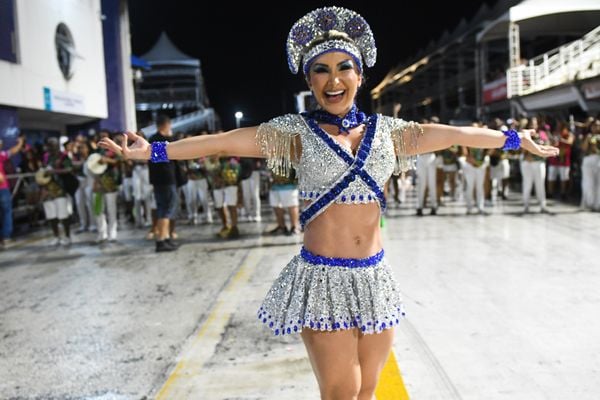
0, 0, 136, 150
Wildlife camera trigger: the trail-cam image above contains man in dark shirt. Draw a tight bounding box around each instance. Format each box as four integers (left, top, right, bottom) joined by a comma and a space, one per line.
148, 115, 178, 252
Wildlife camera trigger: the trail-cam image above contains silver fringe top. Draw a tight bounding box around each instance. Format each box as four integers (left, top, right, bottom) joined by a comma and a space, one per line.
255, 114, 423, 203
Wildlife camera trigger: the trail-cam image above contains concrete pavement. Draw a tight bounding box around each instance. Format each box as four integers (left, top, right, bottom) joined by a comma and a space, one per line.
1, 194, 599, 399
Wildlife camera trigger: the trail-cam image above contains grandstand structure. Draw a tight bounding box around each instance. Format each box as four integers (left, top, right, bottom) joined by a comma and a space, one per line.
134, 32, 218, 133
372, 0, 600, 123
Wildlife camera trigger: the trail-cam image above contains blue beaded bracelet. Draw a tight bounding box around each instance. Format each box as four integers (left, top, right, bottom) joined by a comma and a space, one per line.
501, 129, 521, 151
150, 141, 169, 163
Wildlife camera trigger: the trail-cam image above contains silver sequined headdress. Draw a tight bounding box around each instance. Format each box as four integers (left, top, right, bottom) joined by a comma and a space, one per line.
286, 7, 377, 75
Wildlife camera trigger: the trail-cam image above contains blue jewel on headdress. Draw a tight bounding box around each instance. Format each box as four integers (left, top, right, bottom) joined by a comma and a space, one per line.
345, 16, 367, 38
316, 9, 337, 30
286, 7, 377, 74
291, 24, 313, 45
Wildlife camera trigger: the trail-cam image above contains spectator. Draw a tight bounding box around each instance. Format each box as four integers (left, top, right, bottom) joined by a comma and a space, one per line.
238, 157, 261, 222
148, 115, 179, 252
206, 153, 241, 239
580, 120, 600, 211
40, 137, 73, 245
19, 145, 43, 227
459, 124, 490, 215
184, 134, 213, 225
265, 168, 301, 235
93, 132, 121, 243
72, 141, 96, 233
0, 135, 25, 248
439, 145, 460, 201
548, 122, 575, 200
521, 121, 550, 214
415, 119, 437, 216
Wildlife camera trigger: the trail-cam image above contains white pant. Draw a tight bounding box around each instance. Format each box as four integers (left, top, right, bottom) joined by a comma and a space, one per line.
132, 165, 153, 200
186, 178, 213, 221
240, 171, 261, 218
461, 161, 487, 211
416, 153, 437, 208
96, 191, 118, 240
121, 177, 134, 202
75, 176, 95, 229
490, 158, 510, 181
520, 160, 546, 208
548, 165, 569, 182
132, 165, 154, 226
269, 188, 299, 208
43, 196, 71, 220
213, 186, 238, 208
388, 173, 411, 203
581, 154, 600, 210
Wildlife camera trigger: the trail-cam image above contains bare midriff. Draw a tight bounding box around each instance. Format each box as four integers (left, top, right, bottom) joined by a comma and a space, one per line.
301, 199, 383, 259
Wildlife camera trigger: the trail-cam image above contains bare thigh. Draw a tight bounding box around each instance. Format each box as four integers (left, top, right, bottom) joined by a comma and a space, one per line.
300, 328, 361, 397
358, 327, 395, 395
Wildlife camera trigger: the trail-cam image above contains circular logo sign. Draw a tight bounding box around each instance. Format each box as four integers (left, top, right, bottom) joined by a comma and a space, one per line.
55, 23, 75, 80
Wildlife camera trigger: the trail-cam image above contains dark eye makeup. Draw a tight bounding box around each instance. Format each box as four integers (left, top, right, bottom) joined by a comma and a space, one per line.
339, 60, 353, 70
311, 60, 354, 74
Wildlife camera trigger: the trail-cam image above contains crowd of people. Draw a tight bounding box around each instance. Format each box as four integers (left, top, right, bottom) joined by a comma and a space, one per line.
0, 113, 599, 251
0, 115, 301, 251
403, 114, 600, 216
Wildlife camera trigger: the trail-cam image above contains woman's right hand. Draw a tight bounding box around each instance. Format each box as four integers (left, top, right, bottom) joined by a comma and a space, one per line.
98, 132, 151, 161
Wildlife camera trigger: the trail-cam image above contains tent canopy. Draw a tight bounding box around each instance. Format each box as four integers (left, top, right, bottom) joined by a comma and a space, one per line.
140, 32, 200, 67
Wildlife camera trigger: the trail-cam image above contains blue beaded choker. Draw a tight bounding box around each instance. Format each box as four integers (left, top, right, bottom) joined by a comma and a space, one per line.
306, 104, 367, 135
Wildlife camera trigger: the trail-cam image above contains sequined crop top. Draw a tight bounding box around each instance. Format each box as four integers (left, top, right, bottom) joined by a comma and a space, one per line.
255, 113, 423, 228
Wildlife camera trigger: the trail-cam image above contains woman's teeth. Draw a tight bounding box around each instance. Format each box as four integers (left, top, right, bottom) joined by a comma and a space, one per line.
325, 90, 346, 103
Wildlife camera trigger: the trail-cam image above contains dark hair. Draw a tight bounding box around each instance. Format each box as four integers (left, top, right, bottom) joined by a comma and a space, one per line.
156, 114, 171, 128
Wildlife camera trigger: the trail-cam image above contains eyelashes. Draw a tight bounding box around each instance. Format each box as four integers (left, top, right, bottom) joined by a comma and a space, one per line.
339, 61, 353, 70
311, 60, 355, 74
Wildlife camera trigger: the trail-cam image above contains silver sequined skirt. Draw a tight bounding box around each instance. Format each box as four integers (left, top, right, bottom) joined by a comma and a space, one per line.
257, 246, 406, 336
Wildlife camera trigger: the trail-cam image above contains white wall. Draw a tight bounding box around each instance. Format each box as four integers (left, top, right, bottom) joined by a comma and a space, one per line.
0, 0, 107, 119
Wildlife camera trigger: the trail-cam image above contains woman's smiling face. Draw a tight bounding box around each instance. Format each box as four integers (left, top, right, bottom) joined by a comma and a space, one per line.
306, 51, 362, 116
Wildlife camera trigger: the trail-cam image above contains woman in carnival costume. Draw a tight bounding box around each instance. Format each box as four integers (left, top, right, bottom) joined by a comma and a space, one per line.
100, 7, 558, 399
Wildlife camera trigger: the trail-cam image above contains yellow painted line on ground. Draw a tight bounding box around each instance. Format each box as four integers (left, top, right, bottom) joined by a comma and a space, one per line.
155, 248, 262, 399
376, 349, 411, 400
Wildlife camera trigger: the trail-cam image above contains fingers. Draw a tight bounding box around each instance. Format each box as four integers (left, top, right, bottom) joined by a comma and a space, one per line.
125, 131, 140, 142
536, 145, 559, 157
122, 133, 130, 154
98, 138, 123, 155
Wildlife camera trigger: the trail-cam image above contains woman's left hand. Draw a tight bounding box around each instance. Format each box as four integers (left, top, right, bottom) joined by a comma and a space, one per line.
519, 129, 559, 157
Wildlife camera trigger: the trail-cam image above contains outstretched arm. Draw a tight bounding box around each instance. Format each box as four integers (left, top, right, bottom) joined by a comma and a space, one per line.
403, 123, 559, 158
8, 136, 25, 156
98, 127, 264, 161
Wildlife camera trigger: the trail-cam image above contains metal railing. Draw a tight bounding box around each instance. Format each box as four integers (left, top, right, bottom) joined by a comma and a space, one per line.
136, 87, 200, 104
140, 108, 217, 136
507, 25, 600, 98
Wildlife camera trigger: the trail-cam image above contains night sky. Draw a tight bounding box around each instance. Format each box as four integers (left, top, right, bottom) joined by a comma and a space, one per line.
128, 0, 496, 130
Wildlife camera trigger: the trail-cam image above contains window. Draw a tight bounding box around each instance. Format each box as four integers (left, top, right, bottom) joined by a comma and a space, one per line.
0, 0, 17, 63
